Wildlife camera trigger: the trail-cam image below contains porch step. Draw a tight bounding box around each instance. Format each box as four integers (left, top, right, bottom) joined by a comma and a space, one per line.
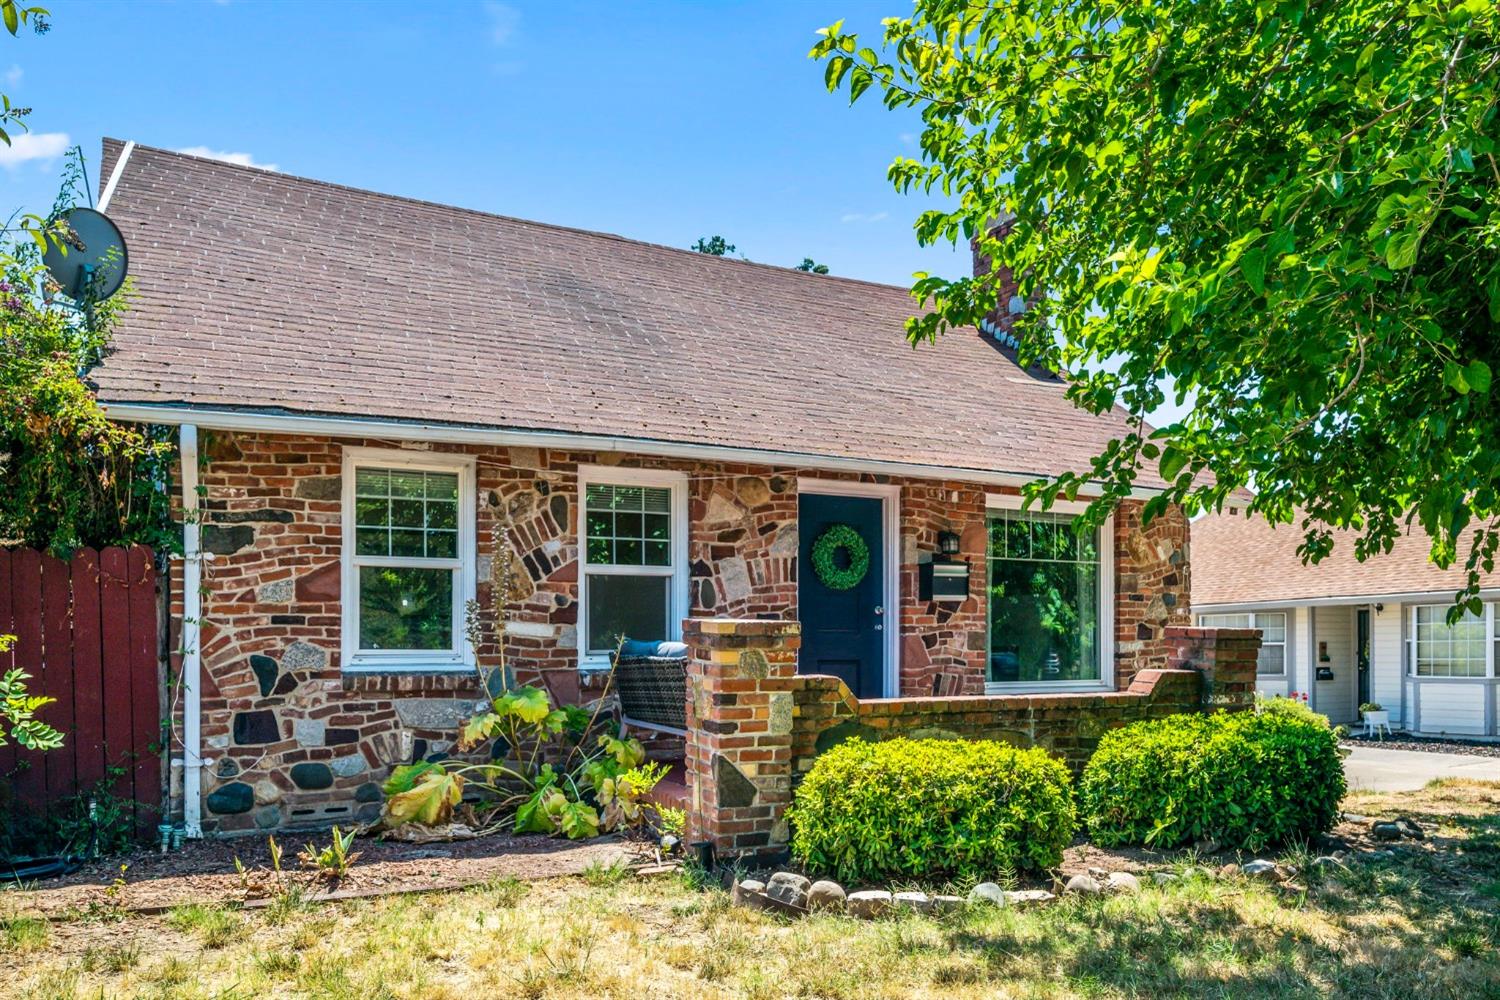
646, 759, 690, 813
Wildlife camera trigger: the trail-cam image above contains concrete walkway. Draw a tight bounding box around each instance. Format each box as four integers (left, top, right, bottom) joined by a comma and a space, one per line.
1344, 745, 1500, 792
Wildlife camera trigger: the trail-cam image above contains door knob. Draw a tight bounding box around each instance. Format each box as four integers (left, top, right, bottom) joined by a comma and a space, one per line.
874, 606, 884, 615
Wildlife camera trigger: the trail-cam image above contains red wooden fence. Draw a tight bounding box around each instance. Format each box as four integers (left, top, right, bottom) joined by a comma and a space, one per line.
0, 546, 161, 839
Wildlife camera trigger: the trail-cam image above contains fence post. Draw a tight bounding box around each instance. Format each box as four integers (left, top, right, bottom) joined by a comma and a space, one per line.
682, 618, 800, 859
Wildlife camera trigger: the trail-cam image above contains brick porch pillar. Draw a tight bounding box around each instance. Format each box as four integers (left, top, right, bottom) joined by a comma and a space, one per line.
1165, 625, 1259, 712
682, 618, 800, 858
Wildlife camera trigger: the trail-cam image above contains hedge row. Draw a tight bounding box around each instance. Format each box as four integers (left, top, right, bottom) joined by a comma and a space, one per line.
788, 709, 1344, 880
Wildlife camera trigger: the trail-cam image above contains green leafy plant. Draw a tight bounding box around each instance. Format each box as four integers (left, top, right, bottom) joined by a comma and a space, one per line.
1360, 702, 1385, 714
1255, 692, 1331, 727
378, 677, 666, 840
1080, 711, 1346, 851
380, 526, 669, 841
0, 634, 62, 751
813, 2, 1500, 615
789, 737, 1076, 881
2, 151, 177, 557
297, 825, 360, 880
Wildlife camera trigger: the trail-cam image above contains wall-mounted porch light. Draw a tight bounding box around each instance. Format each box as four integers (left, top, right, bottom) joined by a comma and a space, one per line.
937, 530, 961, 556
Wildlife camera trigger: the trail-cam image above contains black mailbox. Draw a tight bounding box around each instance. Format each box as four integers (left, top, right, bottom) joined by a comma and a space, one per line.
920, 559, 970, 603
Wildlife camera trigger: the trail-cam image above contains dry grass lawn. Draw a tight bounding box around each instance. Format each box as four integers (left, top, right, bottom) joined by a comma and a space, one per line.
5, 779, 1500, 999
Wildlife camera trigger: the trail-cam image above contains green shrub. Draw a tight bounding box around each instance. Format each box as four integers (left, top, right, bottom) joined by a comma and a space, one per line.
788, 737, 1075, 882
1079, 711, 1345, 851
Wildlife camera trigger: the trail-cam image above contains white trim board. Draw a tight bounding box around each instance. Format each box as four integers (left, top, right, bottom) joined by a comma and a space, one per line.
97, 141, 136, 212
797, 477, 902, 698
576, 465, 690, 671
339, 445, 477, 673
1194, 589, 1500, 614
100, 402, 1168, 498
983, 492, 1116, 694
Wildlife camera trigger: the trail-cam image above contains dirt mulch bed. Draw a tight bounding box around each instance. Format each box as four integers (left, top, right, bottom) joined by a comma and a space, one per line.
1, 831, 634, 919
1343, 732, 1500, 758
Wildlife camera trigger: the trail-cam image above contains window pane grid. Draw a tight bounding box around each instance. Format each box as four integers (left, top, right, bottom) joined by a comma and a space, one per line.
1198, 612, 1285, 675
988, 508, 1101, 685
585, 483, 672, 566
988, 508, 1095, 564
354, 466, 460, 560
1414, 605, 1488, 677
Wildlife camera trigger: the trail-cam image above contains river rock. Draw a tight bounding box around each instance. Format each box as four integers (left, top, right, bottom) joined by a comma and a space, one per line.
968, 882, 1007, 907
1064, 874, 1103, 895
847, 890, 893, 919
806, 880, 847, 912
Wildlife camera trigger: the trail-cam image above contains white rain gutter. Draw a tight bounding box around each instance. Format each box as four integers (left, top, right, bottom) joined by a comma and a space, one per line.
103, 403, 1168, 499
179, 424, 204, 838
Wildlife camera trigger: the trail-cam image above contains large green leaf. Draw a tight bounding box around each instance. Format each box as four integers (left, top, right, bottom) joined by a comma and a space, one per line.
495, 685, 552, 724
382, 767, 464, 827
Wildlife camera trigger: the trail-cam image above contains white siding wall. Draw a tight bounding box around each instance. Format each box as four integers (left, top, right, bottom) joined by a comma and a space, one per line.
1370, 604, 1404, 727
1314, 604, 1357, 724
1413, 680, 1488, 735
1291, 606, 1313, 701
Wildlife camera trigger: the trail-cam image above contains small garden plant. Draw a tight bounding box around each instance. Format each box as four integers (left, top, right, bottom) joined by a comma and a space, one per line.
789, 737, 1076, 881
1079, 710, 1345, 851
377, 524, 673, 842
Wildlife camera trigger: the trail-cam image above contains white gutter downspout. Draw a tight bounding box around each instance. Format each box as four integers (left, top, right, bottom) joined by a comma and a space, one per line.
180, 424, 203, 838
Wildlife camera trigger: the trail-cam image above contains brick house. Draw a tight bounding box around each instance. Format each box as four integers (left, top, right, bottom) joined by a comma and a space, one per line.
89, 141, 1192, 835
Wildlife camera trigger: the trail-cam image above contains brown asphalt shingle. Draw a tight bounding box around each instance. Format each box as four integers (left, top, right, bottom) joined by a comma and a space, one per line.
91, 139, 1160, 485
1193, 507, 1500, 606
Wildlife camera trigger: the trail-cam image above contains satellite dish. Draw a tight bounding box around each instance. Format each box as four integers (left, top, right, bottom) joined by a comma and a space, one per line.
42, 207, 128, 302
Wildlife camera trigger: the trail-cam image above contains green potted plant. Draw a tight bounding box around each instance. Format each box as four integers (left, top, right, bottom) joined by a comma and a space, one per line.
1359, 702, 1390, 737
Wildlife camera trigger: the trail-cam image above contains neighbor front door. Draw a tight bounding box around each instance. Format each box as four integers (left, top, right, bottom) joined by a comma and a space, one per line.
797, 492, 886, 698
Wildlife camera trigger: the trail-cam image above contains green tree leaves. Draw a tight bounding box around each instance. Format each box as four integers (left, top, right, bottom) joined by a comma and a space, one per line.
814, 1, 1500, 603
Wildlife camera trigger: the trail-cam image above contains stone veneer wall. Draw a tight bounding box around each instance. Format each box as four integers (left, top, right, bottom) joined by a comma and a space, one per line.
171, 430, 1190, 833
686, 621, 1258, 858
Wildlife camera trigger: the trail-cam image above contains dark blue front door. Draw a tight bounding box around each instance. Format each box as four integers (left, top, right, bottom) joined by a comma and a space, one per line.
798, 493, 885, 698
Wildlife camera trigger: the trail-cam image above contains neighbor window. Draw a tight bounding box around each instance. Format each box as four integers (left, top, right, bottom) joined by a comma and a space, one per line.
986, 504, 1110, 688
1412, 604, 1491, 678
342, 449, 474, 670
578, 469, 686, 665
1197, 612, 1287, 675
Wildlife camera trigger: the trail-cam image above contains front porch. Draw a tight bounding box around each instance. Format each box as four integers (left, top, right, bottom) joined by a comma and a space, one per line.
630, 619, 1259, 859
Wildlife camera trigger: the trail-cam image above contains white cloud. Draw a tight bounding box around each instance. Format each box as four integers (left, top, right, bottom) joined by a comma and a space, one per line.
0, 131, 69, 168
898, 132, 917, 147
176, 146, 279, 171
839, 211, 890, 224
3, 65, 21, 88
483, 2, 520, 45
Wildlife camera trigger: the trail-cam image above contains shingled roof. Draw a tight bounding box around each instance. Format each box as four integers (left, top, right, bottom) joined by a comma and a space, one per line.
1193, 507, 1500, 607
90, 139, 1161, 487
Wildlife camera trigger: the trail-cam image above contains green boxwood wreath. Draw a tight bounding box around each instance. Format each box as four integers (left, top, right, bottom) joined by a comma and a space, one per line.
811, 523, 870, 590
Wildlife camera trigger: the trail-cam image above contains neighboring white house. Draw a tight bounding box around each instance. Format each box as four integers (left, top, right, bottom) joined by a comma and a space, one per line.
1193, 508, 1500, 737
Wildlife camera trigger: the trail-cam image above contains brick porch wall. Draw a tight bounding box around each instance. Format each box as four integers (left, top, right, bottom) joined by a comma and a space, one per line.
684, 620, 1257, 858
168, 429, 1191, 833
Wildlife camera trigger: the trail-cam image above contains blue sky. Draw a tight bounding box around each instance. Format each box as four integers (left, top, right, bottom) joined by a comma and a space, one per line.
3, 0, 965, 288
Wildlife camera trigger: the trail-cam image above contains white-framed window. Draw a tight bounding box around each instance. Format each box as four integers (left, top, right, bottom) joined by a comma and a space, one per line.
985, 495, 1114, 692
576, 466, 689, 669
1197, 611, 1288, 676
1410, 603, 1493, 678
340, 447, 476, 672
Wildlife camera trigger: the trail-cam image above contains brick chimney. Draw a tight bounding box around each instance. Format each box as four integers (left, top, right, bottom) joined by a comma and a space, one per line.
969, 213, 1022, 348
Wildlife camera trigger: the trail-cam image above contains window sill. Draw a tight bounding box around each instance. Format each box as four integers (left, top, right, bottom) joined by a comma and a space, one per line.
985, 681, 1112, 695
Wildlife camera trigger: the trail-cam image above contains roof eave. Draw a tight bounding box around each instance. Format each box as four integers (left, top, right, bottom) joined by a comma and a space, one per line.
102, 401, 1168, 499
1192, 588, 1500, 613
